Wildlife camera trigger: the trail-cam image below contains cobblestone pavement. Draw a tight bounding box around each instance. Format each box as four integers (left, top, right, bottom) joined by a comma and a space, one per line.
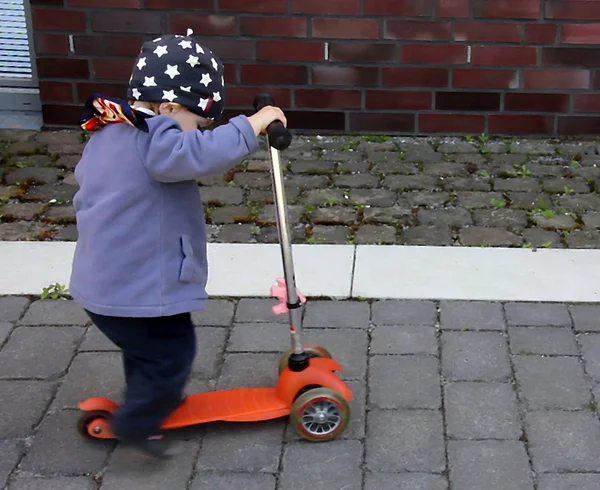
2, 296, 600, 489
3, 129, 600, 248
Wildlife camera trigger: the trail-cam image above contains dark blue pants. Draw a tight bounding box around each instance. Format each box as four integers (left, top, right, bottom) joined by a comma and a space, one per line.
85, 310, 196, 442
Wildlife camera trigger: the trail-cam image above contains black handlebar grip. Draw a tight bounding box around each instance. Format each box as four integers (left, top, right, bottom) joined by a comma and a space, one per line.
253, 93, 292, 152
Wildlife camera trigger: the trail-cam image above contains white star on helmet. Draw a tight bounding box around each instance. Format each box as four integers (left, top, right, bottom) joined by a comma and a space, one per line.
163, 90, 177, 102
200, 73, 212, 87
165, 64, 180, 79
154, 45, 168, 58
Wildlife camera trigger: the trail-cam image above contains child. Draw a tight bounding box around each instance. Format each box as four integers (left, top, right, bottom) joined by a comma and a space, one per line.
70, 29, 287, 458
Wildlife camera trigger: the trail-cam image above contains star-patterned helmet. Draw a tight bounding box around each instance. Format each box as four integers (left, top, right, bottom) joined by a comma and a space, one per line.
127, 29, 225, 121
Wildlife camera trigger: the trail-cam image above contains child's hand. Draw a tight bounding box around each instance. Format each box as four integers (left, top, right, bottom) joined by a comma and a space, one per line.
248, 106, 287, 136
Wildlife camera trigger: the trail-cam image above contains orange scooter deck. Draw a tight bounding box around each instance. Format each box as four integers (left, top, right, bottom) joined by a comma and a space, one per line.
164, 388, 290, 428
78, 357, 352, 440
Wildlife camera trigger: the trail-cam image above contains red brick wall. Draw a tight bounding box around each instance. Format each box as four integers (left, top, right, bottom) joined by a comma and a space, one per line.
31, 0, 600, 135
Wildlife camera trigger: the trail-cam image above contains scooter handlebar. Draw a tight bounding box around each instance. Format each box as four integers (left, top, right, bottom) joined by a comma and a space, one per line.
253, 93, 292, 152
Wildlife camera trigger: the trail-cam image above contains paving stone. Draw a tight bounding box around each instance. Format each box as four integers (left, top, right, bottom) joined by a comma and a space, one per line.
349, 188, 395, 206
369, 355, 441, 409
440, 300, 505, 331
0, 326, 83, 379
438, 140, 478, 153
312, 206, 357, 225
460, 227, 522, 246
362, 206, 414, 226
582, 212, 600, 228
448, 441, 534, 490
445, 382, 521, 440
20, 410, 114, 474
280, 440, 363, 490
235, 298, 288, 323
366, 409, 445, 473
4, 167, 62, 185
201, 186, 244, 205
494, 178, 541, 193
258, 205, 304, 225
214, 223, 255, 243
364, 473, 449, 490
290, 160, 335, 174
209, 205, 252, 224
285, 175, 329, 189
191, 300, 235, 326
301, 189, 346, 206
354, 224, 396, 244
0, 440, 23, 489
0, 380, 56, 438
543, 177, 590, 194
100, 441, 197, 490
303, 300, 370, 328
191, 473, 276, 490
23, 184, 78, 203
216, 353, 280, 390
0, 322, 13, 345
404, 190, 452, 208
193, 327, 227, 378
310, 225, 350, 243
400, 225, 453, 245
233, 172, 271, 188
507, 192, 548, 210
441, 331, 511, 382
572, 305, 600, 331
0, 296, 29, 322
578, 333, 600, 381
302, 328, 368, 380
0, 202, 43, 220
197, 420, 284, 472
472, 208, 528, 228
538, 474, 600, 490
418, 208, 472, 227
526, 411, 600, 472
8, 476, 96, 490
53, 352, 123, 409
423, 162, 468, 176
559, 194, 600, 212
333, 173, 379, 188
372, 300, 437, 326
372, 161, 419, 175
455, 191, 503, 209
565, 229, 600, 248
0, 221, 49, 240
383, 175, 439, 191
533, 213, 577, 230
19, 299, 89, 325
371, 325, 438, 355
509, 326, 578, 355
228, 322, 289, 352
79, 325, 117, 351
443, 176, 491, 191
505, 302, 571, 326
510, 140, 555, 154
55, 224, 78, 241
522, 228, 562, 247
515, 356, 591, 410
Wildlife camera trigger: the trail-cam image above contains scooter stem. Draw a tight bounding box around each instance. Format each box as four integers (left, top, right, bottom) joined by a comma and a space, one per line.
268, 145, 304, 356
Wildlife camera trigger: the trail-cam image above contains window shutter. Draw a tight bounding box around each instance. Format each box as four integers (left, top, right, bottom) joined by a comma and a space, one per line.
0, 0, 33, 82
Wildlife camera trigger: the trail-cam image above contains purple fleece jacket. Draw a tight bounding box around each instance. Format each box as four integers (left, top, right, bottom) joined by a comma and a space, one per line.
69, 113, 259, 317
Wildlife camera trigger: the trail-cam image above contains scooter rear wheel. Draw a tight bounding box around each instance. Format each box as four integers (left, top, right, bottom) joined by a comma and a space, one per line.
290, 387, 350, 442
77, 410, 112, 439
278, 344, 332, 374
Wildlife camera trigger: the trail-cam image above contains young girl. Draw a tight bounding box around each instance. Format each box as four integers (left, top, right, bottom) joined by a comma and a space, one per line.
71, 30, 286, 458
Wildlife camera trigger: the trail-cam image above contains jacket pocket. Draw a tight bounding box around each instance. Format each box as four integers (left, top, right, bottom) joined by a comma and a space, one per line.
179, 234, 204, 283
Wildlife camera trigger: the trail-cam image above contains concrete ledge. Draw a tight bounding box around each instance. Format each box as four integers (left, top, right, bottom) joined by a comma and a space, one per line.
2, 241, 600, 302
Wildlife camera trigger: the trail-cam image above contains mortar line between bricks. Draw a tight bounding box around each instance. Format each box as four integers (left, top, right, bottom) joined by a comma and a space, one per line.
567, 304, 600, 421
503, 303, 539, 490
435, 301, 452, 489
185, 428, 206, 490
360, 310, 373, 490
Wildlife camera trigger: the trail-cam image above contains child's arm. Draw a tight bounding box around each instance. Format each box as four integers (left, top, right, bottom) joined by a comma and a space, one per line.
139, 107, 286, 183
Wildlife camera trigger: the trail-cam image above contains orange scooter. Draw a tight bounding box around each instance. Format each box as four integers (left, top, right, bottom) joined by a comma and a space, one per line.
76, 94, 353, 443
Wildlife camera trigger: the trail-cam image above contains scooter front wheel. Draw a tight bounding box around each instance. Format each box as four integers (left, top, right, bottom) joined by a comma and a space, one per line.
290, 387, 350, 442
278, 344, 332, 374
77, 410, 113, 439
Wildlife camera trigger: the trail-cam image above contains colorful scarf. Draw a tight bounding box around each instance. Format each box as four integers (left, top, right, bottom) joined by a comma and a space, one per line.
78, 94, 152, 133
